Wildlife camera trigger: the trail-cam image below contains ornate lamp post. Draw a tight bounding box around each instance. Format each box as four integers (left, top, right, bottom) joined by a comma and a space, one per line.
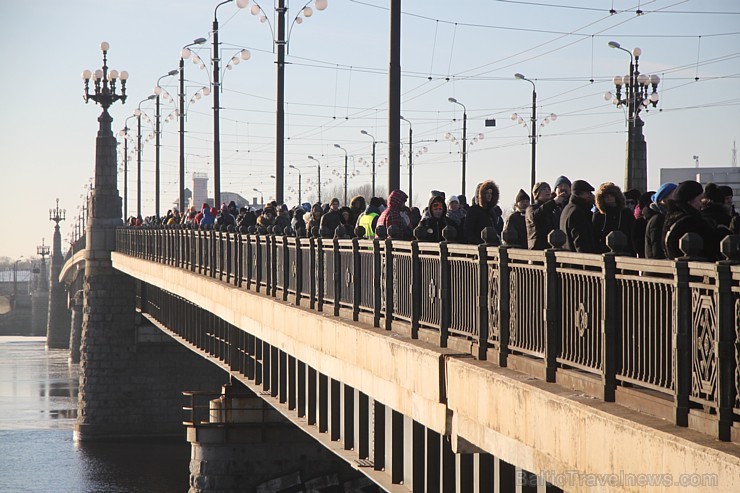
153, 69, 179, 218
248, 0, 328, 203
360, 130, 378, 197
307, 155, 321, 204
133, 96, 155, 218
179, 38, 208, 213
604, 41, 660, 192
447, 97, 468, 196
288, 165, 302, 204
333, 144, 348, 206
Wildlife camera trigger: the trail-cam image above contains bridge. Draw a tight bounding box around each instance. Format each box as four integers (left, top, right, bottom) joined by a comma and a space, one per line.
44, 48, 739, 492
52, 215, 740, 491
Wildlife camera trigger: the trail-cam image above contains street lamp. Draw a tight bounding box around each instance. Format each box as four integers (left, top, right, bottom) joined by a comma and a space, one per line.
133, 95, 156, 218
153, 69, 179, 218
447, 97, 468, 196
288, 165, 302, 204
512, 73, 539, 190
399, 116, 413, 207
604, 41, 660, 192
253, 187, 264, 207
179, 38, 208, 213
212, 0, 250, 210
248, 0, 328, 204
118, 115, 136, 220
333, 144, 349, 206
307, 155, 322, 204
360, 130, 378, 197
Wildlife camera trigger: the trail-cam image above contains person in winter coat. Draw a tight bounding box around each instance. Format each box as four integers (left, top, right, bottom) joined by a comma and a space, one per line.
274, 204, 291, 231
718, 185, 740, 234
701, 183, 733, 242
560, 180, 598, 253
526, 182, 566, 250
592, 182, 635, 253
552, 175, 571, 225
319, 198, 342, 237
339, 206, 355, 235
349, 196, 366, 227
215, 204, 236, 228
256, 206, 276, 229
306, 203, 323, 236
463, 180, 501, 244
446, 195, 466, 230
662, 180, 720, 261
291, 207, 307, 234
356, 197, 383, 238
631, 191, 655, 258
418, 194, 448, 242
199, 206, 215, 227
503, 189, 529, 247
377, 190, 412, 240
644, 183, 676, 259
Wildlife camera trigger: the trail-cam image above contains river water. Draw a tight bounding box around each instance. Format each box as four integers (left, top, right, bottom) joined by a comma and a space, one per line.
0, 336, 191, 493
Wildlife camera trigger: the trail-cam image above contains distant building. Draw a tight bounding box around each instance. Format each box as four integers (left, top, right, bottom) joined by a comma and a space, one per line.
171, 173, 261, 211
660, 166, 740, 207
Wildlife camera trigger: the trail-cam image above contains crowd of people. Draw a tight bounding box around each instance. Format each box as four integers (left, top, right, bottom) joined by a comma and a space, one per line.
126, 175, 738, 262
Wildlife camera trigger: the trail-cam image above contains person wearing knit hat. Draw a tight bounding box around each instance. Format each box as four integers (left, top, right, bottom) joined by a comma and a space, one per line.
553, 175, 572, 207
662, 180, 719, 260
644, 183, 676, 259
717, 185, 740, 234
525, 181, 566, 250
503, 189, 530, 248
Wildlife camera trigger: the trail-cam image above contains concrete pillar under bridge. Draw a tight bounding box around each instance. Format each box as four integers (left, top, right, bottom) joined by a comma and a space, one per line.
46, 220, 70, 348
186, 382, 374, 493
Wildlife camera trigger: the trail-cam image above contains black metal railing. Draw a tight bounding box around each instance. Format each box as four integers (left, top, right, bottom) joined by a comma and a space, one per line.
115, 225, 740, 442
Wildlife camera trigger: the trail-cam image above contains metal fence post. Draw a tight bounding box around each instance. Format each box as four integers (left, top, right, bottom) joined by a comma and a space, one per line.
410, 240, 421, 339
439, 241, 450, 347
352, 237, 361, 322
715, 257, 735, 441
309, 236, 317, 310
271, 234, 278, 298
543, 248, 560, 383
673, 257, 691, 427
373, 238, 382, 327
476, 244, 489, 360
384, 238, 394, 331
295, 237, 303, 306
282, 234, 290, 301
317, 237, 325, 312
497, 246, 510, 367
333, 237, 341, 317
601, 252, 618, 402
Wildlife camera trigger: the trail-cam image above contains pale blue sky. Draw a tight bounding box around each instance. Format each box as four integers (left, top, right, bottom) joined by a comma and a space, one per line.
1, 0, 738, 259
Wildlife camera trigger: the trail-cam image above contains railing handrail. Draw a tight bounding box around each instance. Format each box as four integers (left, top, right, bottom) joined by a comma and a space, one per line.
115, 225, 740, 443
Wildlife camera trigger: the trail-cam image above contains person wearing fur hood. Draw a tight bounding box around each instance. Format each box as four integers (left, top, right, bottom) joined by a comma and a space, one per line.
463, 180, 501, 244
592, 182, 635, 253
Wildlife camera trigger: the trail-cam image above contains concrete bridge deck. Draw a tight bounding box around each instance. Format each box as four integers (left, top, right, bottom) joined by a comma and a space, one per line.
112, 251, 740, 492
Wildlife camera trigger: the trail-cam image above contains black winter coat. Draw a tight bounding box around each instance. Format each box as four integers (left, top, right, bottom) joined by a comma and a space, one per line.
525, 199, 559, 250
662, 201, 719, 261
504, 209, 527, 247
632, 206, 657, 258
644, 204, 667, 259
560, 195, 597, 253
593, 207, 635, 254
463, 205, 499, 244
